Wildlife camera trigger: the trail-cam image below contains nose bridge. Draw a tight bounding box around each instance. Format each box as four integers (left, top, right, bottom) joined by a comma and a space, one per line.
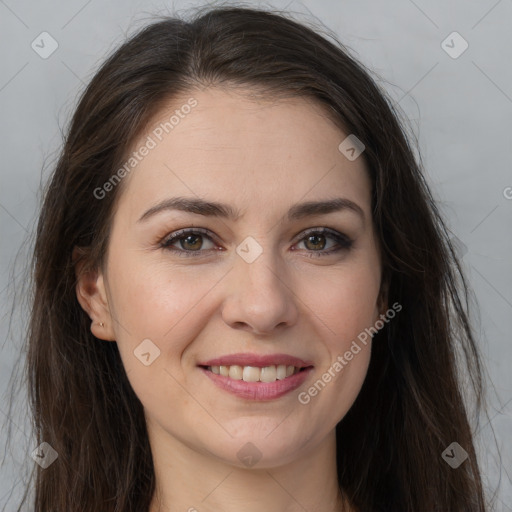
222, 233, 297, 332
235, 234, 285, 295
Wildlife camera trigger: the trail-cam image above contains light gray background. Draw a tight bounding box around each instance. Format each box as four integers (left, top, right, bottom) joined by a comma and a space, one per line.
0, 0, 511, 510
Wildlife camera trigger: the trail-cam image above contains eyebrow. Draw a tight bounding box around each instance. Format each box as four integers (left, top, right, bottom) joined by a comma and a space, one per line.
137, 196, 365, 224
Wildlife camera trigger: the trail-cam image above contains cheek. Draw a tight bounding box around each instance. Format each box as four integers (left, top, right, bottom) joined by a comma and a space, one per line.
299, 262, 379, 413
106, 260, 200, 418
105, 251, 229, 402
309, 263, 381, 342
299, 327, 373, 428
107, 250, 206, 337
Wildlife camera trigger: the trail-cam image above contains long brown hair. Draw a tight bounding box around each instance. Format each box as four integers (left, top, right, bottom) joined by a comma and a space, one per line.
10, 4, 489, 511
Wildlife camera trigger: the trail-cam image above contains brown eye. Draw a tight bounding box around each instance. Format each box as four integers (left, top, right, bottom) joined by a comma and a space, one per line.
160, 228, 217, 257
303, 233, 328, 251
159, 227, 353, 259
295, 228, 353, 258
179, 234, 203, 251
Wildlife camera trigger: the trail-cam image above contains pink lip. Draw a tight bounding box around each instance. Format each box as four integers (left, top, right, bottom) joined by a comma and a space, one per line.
198, 353, 313, 368
197, 353, 314, 401
200, 366, 314, 401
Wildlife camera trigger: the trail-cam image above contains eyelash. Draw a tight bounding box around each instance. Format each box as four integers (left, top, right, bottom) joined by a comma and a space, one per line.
159, 227, 353, 258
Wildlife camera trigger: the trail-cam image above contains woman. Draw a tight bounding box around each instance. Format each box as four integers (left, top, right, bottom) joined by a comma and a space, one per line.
20, 5, 487, 511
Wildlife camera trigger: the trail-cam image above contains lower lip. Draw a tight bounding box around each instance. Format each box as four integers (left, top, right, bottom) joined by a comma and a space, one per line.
199, 367, 313, 401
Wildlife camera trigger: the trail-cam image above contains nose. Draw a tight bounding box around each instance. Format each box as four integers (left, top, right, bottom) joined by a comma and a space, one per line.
221, 244, 299, 336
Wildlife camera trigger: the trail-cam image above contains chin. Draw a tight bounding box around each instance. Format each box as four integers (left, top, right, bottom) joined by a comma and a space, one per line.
202, 420, 316, 469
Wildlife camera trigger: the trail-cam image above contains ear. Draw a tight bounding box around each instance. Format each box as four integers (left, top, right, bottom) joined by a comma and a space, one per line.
72, 246, 116, 341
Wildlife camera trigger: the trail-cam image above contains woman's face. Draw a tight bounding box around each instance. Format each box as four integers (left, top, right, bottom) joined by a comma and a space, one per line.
88, 87, 384, 467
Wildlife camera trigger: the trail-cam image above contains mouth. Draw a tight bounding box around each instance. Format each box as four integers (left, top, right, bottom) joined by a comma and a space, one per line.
197, 353, 314, 400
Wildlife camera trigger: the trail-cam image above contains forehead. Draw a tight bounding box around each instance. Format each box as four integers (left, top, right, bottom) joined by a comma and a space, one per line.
114, 87, 371, 224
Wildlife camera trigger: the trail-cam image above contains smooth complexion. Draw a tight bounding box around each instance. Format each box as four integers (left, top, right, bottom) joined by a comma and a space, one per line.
75, 87, 386, 512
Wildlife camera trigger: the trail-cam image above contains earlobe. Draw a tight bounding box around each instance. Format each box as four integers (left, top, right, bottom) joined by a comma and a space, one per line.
91, 319, 114, 341
72, 246, 116, 341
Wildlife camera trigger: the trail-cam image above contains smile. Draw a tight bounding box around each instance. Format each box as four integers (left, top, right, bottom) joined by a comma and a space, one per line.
197, 353, 314, 400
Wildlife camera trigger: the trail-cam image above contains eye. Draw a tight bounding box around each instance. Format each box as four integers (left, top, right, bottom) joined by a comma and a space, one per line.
294, 227, 353, 258
160, 228, 217, 257
159, 227, 353, 258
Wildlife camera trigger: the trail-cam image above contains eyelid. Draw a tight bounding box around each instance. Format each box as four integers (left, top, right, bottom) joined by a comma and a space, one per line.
159, 226, 353, 257
294, 226, 348, 242
160, 227, 218, 249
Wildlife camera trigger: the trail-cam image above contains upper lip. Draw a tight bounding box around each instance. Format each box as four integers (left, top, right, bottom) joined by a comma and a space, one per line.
198, 353, 313, 368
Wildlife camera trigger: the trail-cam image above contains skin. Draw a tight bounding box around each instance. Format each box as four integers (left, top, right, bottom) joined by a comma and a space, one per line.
75, 87, 387, 512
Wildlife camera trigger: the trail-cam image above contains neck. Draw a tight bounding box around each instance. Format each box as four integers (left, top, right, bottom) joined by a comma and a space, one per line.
147, 424, 351, 512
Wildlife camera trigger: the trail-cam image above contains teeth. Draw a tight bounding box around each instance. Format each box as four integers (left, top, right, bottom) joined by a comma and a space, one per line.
260, 365, 277, 382
208, 364, 301, 382
229, 365, 243, 380
276, 364, 287, 380
242, 366, 260, 382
